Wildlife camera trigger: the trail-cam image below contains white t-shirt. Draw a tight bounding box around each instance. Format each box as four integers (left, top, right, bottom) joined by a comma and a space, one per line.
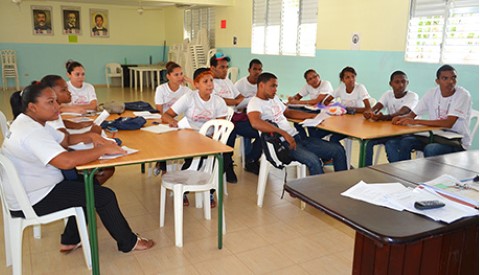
46, 116, 66, 130
298, 80, 334, 100
67, 81, 97, 105
332, 83, 370, 107
414, 86, 472, 149
213, 78, 240, 100
247, 96, 298, 137
154, 83, 192, 113
378, 90, 419, 114
234, 76, 257, 98
2, 114, 66, 210
171, 91, 228, 130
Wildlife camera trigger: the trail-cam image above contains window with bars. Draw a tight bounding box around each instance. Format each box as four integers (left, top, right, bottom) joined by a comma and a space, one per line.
252, 0, 318, 57
405, 0, 479, 65
184, 7, 215, 48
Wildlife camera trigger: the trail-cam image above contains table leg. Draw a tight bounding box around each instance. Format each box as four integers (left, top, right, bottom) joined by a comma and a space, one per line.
134, 70, 138, 91
216, 153, 224, 249
129, 69, 133, 88
150, 71, 155, 89
84, 169, 100, 275
358, 140, 369, 168
140, 71, 144, 93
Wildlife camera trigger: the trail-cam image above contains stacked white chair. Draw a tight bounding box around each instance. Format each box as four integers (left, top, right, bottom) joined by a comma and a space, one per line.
0, 154, 92, 275
1, 50, 20, 91
160, 119, 234, 247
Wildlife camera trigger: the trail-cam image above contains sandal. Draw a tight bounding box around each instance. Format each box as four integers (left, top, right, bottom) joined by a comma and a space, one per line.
59, 243, 81, 254
183, 194, 189, 207
210, 194, 216, 208
132, 234, 155, 251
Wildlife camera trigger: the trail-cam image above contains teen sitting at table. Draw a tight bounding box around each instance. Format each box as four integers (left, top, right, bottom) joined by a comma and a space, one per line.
2, 82, 154, 254
41, 74, 116, 184
324, 66, 372, 144
210, 53, 262, 181
287, 69, 334, 139
62, 60, 98, 114
162, 67, 229, 207
153, 61, 193, 176
247, 72, 347, 175
362, 71, 419, 165
386, 64, 472, 161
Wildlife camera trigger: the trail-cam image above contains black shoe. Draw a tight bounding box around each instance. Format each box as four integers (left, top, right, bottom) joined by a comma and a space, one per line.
225, 165, 238, 183
244, 160, 260, 175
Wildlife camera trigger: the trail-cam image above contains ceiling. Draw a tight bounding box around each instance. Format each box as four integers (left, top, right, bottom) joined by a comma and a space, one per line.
26, 0, 222, 9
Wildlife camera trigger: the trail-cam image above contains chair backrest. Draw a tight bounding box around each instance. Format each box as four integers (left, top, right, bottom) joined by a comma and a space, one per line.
0, 154, 38, 220
1, 50, 17, 66
227, 67, 239, 83
469, 109, 479, 138
226, 106, 234, 121
0, 111, 10, 138
105, 63, 122, 75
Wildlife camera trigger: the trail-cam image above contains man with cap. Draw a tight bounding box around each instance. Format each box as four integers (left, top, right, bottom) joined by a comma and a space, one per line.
210, 53, 262, 183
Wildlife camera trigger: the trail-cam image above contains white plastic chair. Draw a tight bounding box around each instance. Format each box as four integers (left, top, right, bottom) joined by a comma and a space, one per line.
0, 154, 92, 275
256, 135, 307, 208
1, 50, 20, 91
105, 63, 124, 88
227, 67, 239, 83
160, 119, 234, 247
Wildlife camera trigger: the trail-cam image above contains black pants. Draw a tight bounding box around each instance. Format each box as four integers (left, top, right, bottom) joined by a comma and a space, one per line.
11, 180, 137, 252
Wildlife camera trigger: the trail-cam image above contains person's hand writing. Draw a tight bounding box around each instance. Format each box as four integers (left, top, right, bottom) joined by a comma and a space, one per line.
168, 120, 178, 128
371, 112, 384, 121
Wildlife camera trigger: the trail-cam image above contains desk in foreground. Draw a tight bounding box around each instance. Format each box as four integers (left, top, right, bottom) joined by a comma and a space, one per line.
285, 155, 478, 275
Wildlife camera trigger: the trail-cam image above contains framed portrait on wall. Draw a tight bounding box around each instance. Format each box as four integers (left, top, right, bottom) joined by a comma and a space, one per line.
62, 6, 81, 35
31, 6, 53, 35
90, 9, 109, 37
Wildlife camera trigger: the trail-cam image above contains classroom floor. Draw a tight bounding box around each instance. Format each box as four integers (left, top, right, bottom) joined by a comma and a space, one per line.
0, 85, 390, 275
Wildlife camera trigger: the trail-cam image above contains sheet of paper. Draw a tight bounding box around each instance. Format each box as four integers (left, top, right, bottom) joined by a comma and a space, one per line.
421, 174, 479, 207
99, 146, 138, 160
65, 117, 93, 123
60, 112, 83, 116
299, 111, 330, 127
68, 138, 116, 151
94, 110, 110, 125
140, 124, 178, 134
341, 181, 410, 211
133, 111, 162, 119
177, 117, 191, 129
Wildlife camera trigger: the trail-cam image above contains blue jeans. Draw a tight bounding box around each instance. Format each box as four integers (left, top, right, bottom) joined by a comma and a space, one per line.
385, 135, 464, 162
364, 137, 403, 166
286, 135, 348, 175
226, 120, 262, 166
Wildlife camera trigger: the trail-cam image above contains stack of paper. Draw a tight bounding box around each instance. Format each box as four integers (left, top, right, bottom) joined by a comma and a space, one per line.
133, 111, 162, 119
420, 174, 478, 208
141, 124, 178, 134
299, 111, 330, 127
342, 180, 478, 223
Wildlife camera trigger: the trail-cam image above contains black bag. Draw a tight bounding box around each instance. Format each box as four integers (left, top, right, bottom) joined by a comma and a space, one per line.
100, 116, 147, 130
260, 120, 293, 169
124, 101, 158, 113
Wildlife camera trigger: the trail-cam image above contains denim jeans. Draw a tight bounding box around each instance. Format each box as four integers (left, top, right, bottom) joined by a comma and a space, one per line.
226, 120, 262, 166
364, 137, 403, 166
286, 135, 348, 175
385, 135, 464, 162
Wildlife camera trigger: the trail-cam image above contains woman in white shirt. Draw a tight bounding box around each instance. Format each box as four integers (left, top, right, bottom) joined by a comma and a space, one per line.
2, 82, 154, 253
162, 68, 228, 207
153, 62, 192, 175
64, 60, 98, 113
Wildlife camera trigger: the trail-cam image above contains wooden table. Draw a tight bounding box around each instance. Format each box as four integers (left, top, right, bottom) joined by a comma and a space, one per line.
77, 129, 233, 275
285, 150, 479, 275
291, 113, 441, 167
128, 65, 165, 92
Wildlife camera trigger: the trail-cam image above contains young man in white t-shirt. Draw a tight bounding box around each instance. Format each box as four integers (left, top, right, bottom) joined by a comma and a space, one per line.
361, 71, 419, 165
210, 53, 262, 183
386, 65, 472, 161
247, 72, 347, 175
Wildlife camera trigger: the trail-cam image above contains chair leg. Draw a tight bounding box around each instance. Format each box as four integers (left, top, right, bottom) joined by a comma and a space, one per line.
203, 191, 211, 220
10, 221, 23, 275
173, 185, 184, 247
33, 224, 41, 239
195, 192, 203, 208
3, 216, 11, 266
74, 208, 92, 269
344, 139, 353, 169
256, 154, 270, 207
106, 77, 110, 88
160, 186, 167, 227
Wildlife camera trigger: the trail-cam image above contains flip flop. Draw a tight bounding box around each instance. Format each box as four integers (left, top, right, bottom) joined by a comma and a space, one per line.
59, 243, 82, 254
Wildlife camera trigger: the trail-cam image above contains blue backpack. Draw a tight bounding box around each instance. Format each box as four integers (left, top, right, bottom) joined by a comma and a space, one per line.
100, 116, 147, 130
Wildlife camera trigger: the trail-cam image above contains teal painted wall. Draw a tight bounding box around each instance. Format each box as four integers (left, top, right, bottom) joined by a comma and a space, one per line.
0, 43, 167, 85
220, 47, 479, 149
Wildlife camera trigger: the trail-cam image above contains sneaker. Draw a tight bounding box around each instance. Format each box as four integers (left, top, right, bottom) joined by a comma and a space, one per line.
225, 164, 238, 183
244, 160, 260, 175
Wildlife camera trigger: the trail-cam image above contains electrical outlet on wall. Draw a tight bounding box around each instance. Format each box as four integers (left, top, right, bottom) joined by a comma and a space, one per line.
233, 36, 237, 47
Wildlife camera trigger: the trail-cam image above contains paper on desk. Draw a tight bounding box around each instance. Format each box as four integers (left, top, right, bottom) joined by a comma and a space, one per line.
99, 146, 138, 160
65, 117, 93, 123
61, 112, 83, 116
177, 117, 191, 129
415, 130, 463, 139
299, 111, 330, 127
94, 110, 110, 125
68, 137, 117, 151
341, 181, 410, 211
420, 174, 479, 208
141, 124, 178, 134
133, 111, 162, 119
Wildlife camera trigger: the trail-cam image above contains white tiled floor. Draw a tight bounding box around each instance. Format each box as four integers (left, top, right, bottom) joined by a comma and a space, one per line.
0, 85, 384, 274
